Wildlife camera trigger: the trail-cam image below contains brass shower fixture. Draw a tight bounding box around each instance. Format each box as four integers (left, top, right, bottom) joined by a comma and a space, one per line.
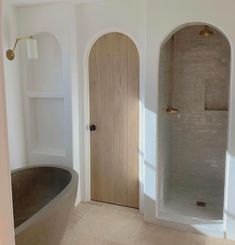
165, 26, 214, 114
199, 26, 214, 37
6, 35, 34, 61
166, 35, 180, 114
166, 106, 180, 114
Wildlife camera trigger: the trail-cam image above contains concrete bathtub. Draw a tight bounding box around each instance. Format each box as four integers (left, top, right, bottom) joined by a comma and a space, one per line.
12, 165, 78, 245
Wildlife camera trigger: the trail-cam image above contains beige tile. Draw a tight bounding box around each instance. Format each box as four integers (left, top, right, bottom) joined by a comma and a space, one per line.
74, 204, 139, 240
61, 230, 104, 245
205, 237, 235, 245
132, 223, 204, 245
131, 223, 168, 245
159, 231, 204, 245
104, 215, 143, 244
101, 240, 125, 245
87, 201, 104, 207
62, 203, 235, 245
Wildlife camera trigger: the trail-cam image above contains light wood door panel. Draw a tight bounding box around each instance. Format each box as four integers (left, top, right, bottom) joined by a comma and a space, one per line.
89, 33, 139, 208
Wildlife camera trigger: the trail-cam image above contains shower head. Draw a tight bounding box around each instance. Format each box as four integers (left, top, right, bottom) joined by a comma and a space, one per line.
199, 26, 214, 37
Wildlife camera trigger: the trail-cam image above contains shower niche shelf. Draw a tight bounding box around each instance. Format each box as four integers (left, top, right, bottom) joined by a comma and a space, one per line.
204, 79, 229, 111
31, 149, 66, 158
27, 92, 64, 98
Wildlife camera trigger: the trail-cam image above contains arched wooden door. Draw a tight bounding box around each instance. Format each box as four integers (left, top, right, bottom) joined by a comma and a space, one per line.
89, 33, 139, 208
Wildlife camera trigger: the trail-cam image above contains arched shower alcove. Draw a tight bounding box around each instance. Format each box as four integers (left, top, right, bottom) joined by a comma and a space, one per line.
158, 24, 231, 223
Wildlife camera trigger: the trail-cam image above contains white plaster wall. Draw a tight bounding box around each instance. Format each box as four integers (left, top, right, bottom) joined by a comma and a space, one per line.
158, 39, 171, 210
18, 3, 76, 168
76, 0, 147, 210
17, 2, 80, 200
145, 0, 235, 240
0, 2, 16, 244
2, 2, 27, 170
9, 0, 103, 6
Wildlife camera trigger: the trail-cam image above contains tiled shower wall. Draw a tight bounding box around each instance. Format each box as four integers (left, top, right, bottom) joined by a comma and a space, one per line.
159, 25, 230, 213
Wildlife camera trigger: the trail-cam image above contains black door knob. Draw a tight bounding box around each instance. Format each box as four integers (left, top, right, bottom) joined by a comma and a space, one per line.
90, 125, 96, 131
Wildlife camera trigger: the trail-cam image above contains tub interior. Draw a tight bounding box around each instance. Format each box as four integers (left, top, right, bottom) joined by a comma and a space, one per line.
12, 167, 71, 228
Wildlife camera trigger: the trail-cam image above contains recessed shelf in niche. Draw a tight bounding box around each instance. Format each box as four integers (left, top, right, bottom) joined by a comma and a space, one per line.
204, 79, 229, 111
29, 98, 66, 157
28, 92, 64, 98
31, 149, 66, 158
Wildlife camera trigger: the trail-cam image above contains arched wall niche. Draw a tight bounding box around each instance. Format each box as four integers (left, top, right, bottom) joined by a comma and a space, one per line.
21, 31, 71, 167
157, 22, 231, 230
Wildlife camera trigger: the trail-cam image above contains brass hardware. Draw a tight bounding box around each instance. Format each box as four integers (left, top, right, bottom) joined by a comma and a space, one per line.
6, 49, 15, 61
166, 35, 180, 114
6, 35, 33, 61
199, 26, 214, 37
166, 106, 179, 114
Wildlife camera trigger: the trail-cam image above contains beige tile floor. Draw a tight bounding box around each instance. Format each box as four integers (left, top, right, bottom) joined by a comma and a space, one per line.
61, 202, 235, 245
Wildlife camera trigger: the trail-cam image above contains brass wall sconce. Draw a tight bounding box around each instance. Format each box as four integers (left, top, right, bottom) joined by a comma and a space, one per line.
6, 35, 38, 61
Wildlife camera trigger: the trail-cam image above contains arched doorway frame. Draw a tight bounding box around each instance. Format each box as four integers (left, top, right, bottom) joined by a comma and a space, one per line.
83, 29, 144, 212
156, 21, 232, 233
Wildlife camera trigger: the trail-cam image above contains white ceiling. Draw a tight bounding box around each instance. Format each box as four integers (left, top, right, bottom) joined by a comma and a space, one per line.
8, 0, 103, 6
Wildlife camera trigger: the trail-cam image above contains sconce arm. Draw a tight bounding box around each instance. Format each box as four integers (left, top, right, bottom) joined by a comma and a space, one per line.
13, 35, 33, 52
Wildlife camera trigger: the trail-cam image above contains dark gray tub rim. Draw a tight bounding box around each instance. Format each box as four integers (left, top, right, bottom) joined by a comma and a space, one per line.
12, 164, 78, 236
